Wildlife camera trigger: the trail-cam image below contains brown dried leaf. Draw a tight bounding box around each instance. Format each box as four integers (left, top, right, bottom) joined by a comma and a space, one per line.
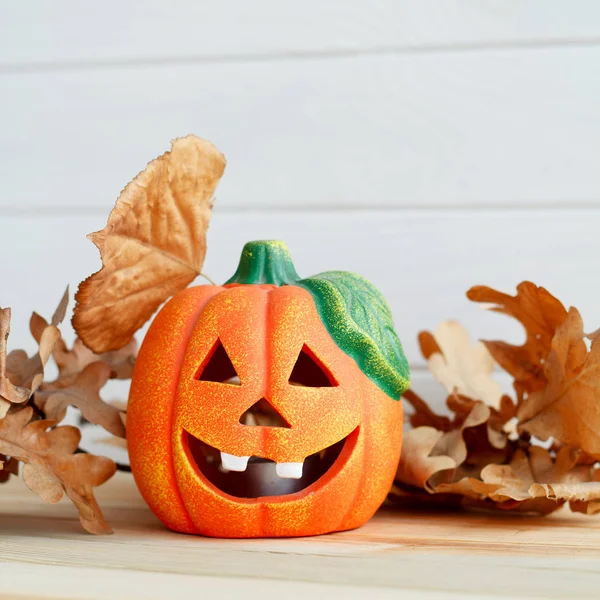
518, 308, 600, 458
467, 282, 569, 402
417, 331, 441, 359
488, 396, 517, 448
32, 290, 137, 393
419, 322, 504, 409
434, 447, 579, 515
6, 327, 61, 392
483, 446, 578, 513
395, 427, 456, 489
0, 407, 116, 533
566, 466, 600, 514
37, 362, 125, 438
402, 389, 452, 431
427, 401, 494, 490
446, 394, 511, 454
79, 412, 127, 453
531, 481, 600, 508
73, 135, 226, 353
433, 476, 501, 501
0, 308, 30, 413
0, 308, 60, 416
432, 402, 491, 469
394, 281, 600, 518
481, 447, 554, 501
57, 337, 138, 384
51, 287, 70, 326
0, 452, 20, 483
48, 337, 137, 390
29, 287, 69, 344
396, 402, 492, 491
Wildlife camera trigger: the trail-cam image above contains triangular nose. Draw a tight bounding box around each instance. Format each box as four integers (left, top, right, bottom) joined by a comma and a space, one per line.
239, 398, 290, 428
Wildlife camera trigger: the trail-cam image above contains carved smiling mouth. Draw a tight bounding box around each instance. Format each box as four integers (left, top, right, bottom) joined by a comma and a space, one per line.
183, 428, 357, 499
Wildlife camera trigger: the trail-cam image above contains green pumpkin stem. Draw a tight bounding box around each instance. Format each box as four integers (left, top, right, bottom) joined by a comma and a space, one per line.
225, 240, 410, 400
225, 240, 301, 286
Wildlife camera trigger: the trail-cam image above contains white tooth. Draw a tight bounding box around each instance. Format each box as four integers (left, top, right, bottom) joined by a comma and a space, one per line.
220, 452, 250, 472
276, 462, 304, 479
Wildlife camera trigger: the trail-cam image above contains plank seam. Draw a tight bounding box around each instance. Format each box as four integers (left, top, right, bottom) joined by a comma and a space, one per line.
3, 37, 600, 75
1, 203, 600, 217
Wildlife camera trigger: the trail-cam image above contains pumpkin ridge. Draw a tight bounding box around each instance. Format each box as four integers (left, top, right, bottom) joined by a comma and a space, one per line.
169, 288, 222, 528
340, 421, 367, 531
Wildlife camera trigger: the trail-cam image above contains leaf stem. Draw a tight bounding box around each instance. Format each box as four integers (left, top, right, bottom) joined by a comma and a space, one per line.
199, 272, 217, 286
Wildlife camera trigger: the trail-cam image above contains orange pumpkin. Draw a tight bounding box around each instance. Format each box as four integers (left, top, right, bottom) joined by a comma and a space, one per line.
127, 241, 409, 537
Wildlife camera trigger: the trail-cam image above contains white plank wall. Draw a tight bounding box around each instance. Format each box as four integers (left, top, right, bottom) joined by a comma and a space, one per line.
1, 210, 598, 365
2, 48, 600, 211
1, 1, 599, 398
3, 1, 600, 68
2, 2, 600, 211
3, 8, 600, 594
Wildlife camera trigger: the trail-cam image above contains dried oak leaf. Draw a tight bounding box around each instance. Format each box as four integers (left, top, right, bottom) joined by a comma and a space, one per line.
0, 308, 27, 414
0, 307, 60, 417
32, 311, 137, 390
419, 321, 504, 409
6, 329, 62, 393
467, 282, 569, 402
0, 452, 20, 483
36, 362, 125, 438
530, 468, 600, 516
402, 387, 513, 471
517, 307, 600, 458
76, 410, 128, 457
426, 401, 493, 489
435, 447, 587, 515
395, 427, 456, 489
482, 446, 582, 514
0, 407, 116, 533
396, 402, 491, 492
55, 337, 137, 385
402, 389, 452, 431
98, 413, 128, 451
28, 287, 69, 342
560, 465, 600, 515
73, 135, 226, 353
447, 394, 512, 455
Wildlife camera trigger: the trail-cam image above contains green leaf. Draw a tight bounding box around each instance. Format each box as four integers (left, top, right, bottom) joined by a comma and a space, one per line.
296, 271, 410, 400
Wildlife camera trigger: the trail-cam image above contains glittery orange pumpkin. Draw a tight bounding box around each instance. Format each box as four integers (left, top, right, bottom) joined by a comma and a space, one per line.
128, 241, 409, 537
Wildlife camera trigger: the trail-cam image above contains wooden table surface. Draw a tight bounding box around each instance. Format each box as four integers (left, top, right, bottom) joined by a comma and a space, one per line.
1, 473, 600, 599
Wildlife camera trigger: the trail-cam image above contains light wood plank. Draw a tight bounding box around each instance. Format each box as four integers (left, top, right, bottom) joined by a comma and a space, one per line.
0, 564, 476, 600
0, 210, 597, 368
2, 1, 600, 69
1, 47, 599, 211
1, 473, 600, 598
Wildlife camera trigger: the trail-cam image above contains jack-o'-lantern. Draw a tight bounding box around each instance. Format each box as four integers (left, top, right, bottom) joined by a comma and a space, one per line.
127, 240, 409, 538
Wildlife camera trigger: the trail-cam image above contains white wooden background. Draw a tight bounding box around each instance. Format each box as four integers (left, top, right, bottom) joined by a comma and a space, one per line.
1, 5, 600, 598
1, 1, 600, 415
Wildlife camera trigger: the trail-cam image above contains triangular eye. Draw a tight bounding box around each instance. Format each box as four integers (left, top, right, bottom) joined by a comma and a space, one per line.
239, 398, 291, 428
288, 345, 338, 387
196, 338, 240, 385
